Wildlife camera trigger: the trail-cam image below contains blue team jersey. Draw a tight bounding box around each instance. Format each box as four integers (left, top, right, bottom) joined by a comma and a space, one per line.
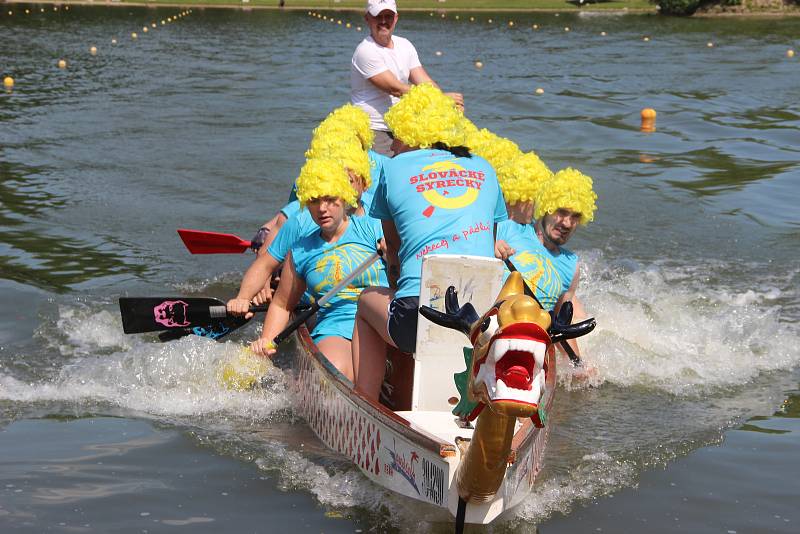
291, 215, 388, 341
370, 149, 507, 298
497, 220, 565, 311
544, 239, 578, 299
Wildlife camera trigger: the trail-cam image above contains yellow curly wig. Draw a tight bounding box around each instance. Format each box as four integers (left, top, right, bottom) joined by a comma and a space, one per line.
322, 104, 374, 149
306, 139, 372, 190
296, 158, 358, 208
384, 84, 466, 148
496, 151, 554, 205
534, 167, 597, 224
468, 129, 522, 171
461, 116, 480, 138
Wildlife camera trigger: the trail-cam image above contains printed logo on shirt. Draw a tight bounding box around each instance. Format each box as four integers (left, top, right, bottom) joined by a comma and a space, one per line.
514, 251, 562, 309
408, 160, 485, 217
312, 244, 383, 302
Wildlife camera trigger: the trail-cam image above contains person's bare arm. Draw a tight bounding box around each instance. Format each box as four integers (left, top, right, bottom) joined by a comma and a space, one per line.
250, 253, 306, 356
381, 219, 401, 290
367, 70, 412, 98
409, 66, 463, 109
256, 212, 287, 255
227, 252, 280, 318
408, 66, 436, 86
555, 267, 583, 357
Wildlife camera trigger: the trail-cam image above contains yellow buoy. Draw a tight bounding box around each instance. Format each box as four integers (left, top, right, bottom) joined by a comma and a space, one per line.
57, 59, 67, 69
131, 32, 138, 39
643, 36, 650, 42
535, 87, 544, 95
470, 16, 475, 22
8, 10, 12, 15
3, 76, 14, 88
787, 49, 795, 58
508, 21, 515, 27
441, 13, 445, 18
90, 46, 97, 56
25, 9, 30, 14
161, 20, 165, 25
488, 18, 493, 23
641, 108, 656, 132
40, 8, 45, 12
532, 24, 539, 30
474, 60, 483, 69
346, 22, 351, 28
455, 15, 460, 20
337, 20, 342, 25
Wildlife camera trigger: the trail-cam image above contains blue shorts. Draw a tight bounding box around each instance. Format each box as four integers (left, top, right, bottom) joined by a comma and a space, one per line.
387, 296, 419, 354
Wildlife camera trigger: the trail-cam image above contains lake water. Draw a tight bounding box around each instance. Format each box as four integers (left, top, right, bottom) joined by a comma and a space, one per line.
1, 4, 799, 533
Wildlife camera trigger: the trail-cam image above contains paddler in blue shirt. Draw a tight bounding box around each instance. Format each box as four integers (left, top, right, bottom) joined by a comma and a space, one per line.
490, 151, 565, 309
352, 84, 507, 401
228, 108, 387, 314
249, 158, 388, 380
247, 104, 380, 255
531, 167, 598, 358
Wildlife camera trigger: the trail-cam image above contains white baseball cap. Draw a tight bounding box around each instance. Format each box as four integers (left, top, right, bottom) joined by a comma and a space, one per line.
366, 0, 397, 16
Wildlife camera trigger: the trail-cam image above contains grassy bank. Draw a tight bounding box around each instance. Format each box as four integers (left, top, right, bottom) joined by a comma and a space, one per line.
106, 0, 657, 12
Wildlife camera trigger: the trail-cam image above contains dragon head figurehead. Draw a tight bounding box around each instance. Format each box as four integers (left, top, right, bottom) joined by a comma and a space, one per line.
420, 271, 596, 424
468, 272, 551, 419
419, 270, 596, 504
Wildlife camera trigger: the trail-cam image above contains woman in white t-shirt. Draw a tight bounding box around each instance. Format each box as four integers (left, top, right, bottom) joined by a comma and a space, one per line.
350, 0, 463, 156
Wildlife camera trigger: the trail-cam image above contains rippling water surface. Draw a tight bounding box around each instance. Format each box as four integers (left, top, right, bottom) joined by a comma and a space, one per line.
1, 5, 799, 533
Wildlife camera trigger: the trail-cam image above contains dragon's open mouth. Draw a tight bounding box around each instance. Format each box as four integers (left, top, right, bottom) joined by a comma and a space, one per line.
475, 334, 547, 406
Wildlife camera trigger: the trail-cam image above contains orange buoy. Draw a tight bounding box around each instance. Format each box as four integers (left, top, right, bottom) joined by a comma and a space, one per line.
641, 108, 656, 132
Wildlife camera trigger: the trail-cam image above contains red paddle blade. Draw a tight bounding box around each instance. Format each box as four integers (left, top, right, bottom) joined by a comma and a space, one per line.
177, 229, 252, 254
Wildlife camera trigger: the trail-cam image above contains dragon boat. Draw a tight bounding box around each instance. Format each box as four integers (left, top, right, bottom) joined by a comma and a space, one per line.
288, 255, 594, 525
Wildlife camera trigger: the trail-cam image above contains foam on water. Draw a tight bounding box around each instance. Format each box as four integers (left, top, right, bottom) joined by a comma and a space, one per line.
569, 251, 800, 396
2, 305, 289, 422
3, 254, 798, 531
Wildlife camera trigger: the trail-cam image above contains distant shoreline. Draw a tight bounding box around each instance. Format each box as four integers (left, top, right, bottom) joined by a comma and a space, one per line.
5, 0, 800, 16
3, 0, 655, 13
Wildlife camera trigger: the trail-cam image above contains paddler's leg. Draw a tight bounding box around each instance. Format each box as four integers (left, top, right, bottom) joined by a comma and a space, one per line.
352, 286, 395, 400
316, 336, 354, 381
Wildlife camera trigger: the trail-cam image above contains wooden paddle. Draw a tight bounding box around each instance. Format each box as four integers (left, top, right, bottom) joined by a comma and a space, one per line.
119, 297, 267, 335
177, 228, 252, 254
